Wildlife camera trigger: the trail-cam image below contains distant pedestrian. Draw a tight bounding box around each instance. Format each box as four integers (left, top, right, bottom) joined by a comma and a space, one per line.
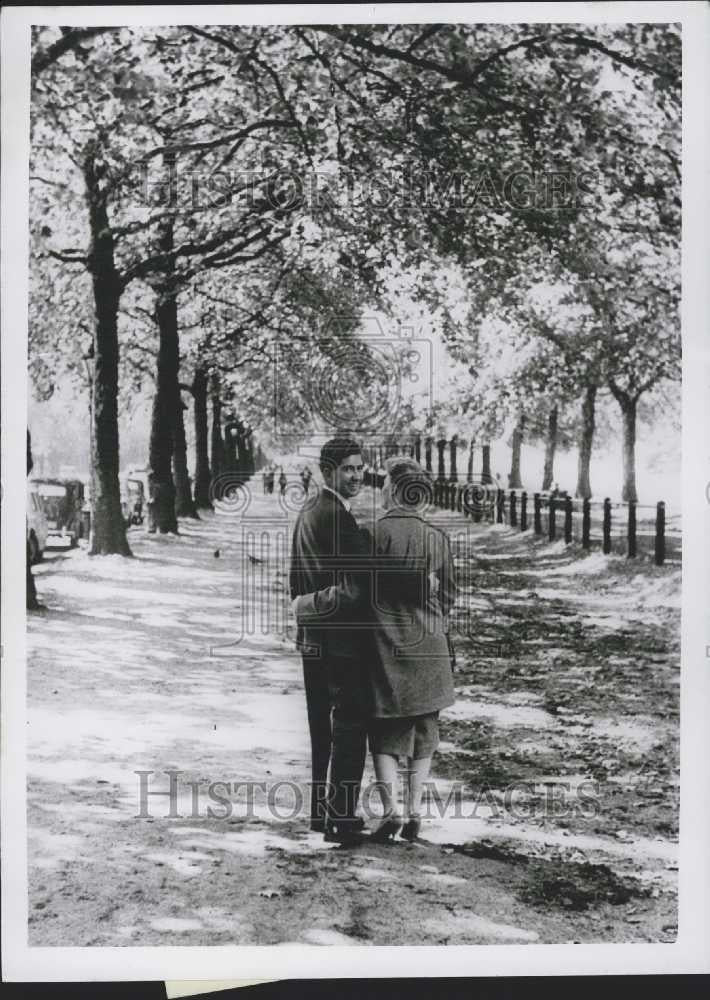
27, 430, 43, 611
278, 468, 287, 497
301, 466, 312, 494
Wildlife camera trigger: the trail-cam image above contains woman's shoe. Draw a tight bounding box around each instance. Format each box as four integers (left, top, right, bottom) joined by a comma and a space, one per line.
400, 816, 422, 842
370, 813, 403, 843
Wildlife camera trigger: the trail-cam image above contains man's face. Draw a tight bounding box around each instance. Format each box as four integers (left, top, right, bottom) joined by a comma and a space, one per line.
330, 453, 364, 499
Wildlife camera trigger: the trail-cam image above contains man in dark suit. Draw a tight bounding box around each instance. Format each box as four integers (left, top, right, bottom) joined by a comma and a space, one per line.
289, 437, 372, 845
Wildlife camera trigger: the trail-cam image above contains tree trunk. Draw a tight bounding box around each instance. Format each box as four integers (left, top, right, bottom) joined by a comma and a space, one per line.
148, 285, 179, 533
27, 431, 40, 609
235, 420, 249, 481
148, 153, 180, 535
436, 439, 447, 480
575, 384, 596, 500
210, 379, 225, 480
84, 147, 131, 556
508, 417, 524, 489
617, 392, 638, 503
481, 444, 492, 484
241, 427, 255, 478
224, 420, 238, 473
173, 395, 198, 518
193, 366, 212, 509
542, 405, 558, 491
245, 428, 255, 476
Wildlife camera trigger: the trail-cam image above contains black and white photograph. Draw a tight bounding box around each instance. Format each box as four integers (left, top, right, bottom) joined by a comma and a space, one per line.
2, 1, 709, 982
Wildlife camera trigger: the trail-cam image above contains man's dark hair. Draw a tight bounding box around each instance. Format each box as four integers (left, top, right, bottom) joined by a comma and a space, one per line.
319, 437, 362, 479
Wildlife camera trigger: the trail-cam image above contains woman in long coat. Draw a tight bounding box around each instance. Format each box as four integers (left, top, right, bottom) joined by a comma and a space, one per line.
367, 457, 457, 841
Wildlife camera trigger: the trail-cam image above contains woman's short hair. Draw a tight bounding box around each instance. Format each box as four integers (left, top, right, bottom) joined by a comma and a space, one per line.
385, 457, 433, 509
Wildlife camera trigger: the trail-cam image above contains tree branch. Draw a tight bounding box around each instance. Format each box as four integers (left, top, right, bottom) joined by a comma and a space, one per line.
139, 118, 294, 163
553, 30, 678, 84
311, 26, 535, 116
32, 27, 112, 77
46, 248, 88, 265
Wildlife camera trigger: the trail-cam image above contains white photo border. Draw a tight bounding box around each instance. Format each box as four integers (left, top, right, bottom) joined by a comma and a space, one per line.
2, 1, 708, 981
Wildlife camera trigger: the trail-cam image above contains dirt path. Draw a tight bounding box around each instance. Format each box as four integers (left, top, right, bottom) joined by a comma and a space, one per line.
27, 486, 679, 945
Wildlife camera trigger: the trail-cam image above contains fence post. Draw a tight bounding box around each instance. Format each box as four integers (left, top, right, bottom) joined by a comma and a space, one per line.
467, 439, 475, 484
520, 491, 528, 531
582, 498, 591, 549
534, 492, 542, 534
627, 500, 637, 558
456, 484, 463, 513
548, 495, 556, 540
655, 501, 665, 566
509, 490, 517, 527
603, 498, 612, 554
496, 488, 504, 524
472, 485, 482, 524
564, 496, 573, 544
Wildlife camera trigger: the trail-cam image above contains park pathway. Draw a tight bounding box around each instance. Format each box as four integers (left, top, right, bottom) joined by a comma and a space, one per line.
26, 483, 679, 946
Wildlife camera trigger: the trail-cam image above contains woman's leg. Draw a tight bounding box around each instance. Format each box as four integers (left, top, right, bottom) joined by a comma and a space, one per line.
371, 753, 404, 841
406, 755, 433, 819
372, 753, 400, 816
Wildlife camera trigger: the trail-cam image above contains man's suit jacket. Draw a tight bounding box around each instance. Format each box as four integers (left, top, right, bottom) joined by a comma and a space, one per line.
289, 487, 372, 661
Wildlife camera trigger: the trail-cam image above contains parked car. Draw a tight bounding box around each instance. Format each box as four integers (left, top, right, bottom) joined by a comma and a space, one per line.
27, 485, 49, 564
32, 478, 86, 549
121, 468, 150, 526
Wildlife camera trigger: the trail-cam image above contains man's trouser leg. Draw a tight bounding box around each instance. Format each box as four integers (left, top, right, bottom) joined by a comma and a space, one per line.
326, 656, 369, 830
302, 657, 331, 829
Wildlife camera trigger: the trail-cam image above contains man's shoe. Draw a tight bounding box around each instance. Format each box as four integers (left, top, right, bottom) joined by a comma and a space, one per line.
324, 821, 366, 846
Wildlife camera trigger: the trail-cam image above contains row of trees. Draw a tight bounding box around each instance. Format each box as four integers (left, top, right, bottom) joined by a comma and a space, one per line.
404, 23, 679, 502
29, 23, 680, 553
